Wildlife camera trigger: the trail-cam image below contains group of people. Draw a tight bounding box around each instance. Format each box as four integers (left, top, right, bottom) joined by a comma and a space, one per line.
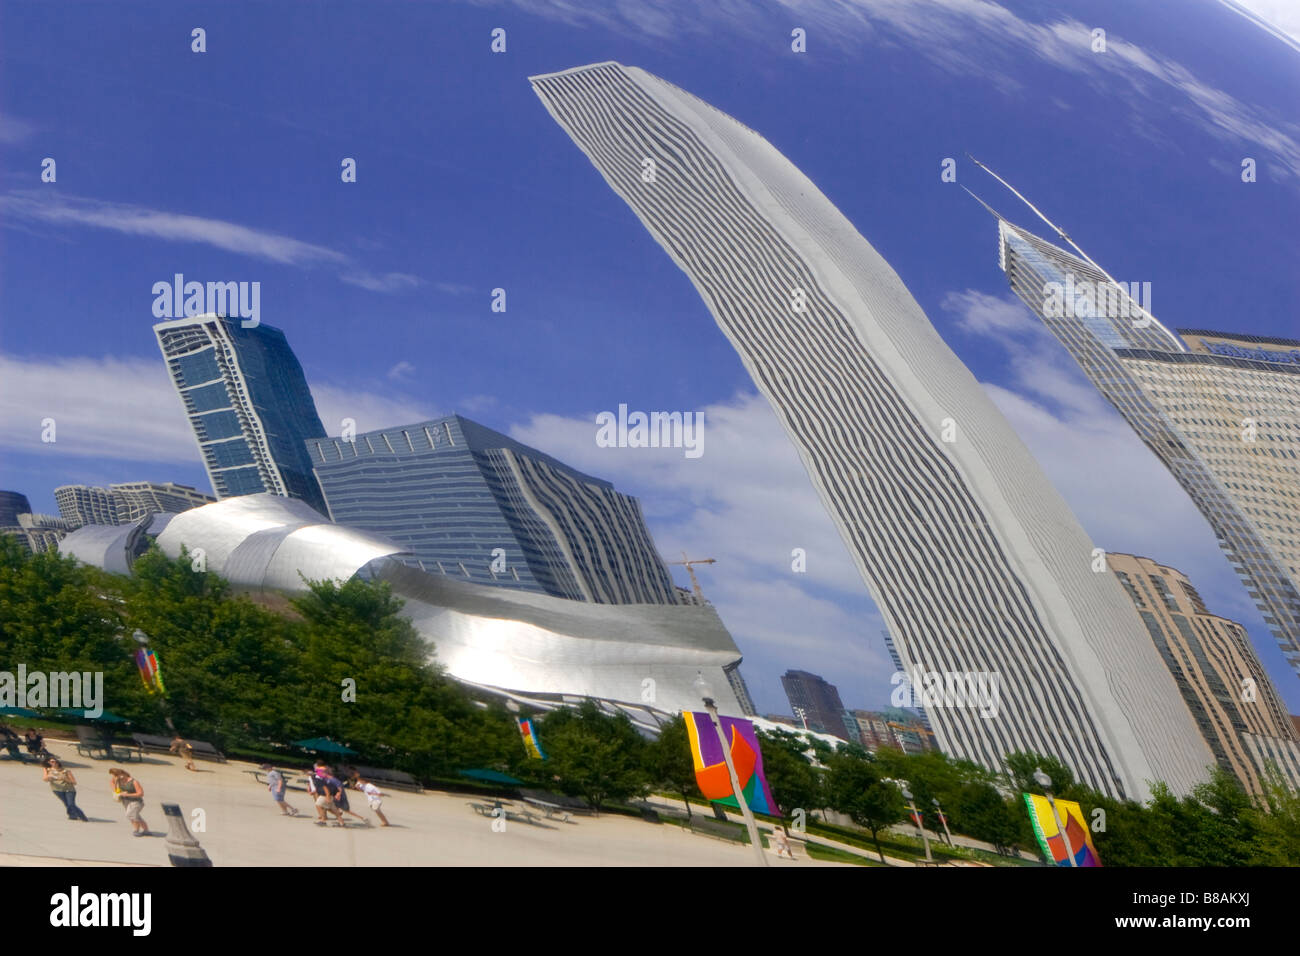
263, 760, 391, 828
1, 724, 50, 762
39, 758, 149, 835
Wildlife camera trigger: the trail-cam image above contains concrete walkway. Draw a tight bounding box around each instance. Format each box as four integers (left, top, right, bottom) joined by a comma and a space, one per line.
2, 742, 846, 867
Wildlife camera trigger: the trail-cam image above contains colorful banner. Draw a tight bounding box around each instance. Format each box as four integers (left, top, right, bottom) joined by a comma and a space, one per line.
135, 648, 165, 695
1022, 793, 1101, 867
683, 711, 776, 816
518, 717, 546, 760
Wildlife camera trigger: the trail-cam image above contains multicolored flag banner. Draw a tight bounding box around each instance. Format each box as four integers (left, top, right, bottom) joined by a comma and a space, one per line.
135, 648, 165, 695
518, 717, 546, 760
1022, 793, 1101, 866
683, 711, 776, 816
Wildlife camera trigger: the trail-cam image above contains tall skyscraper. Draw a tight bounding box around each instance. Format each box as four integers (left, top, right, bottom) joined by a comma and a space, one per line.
1108, 552, 1300, 794
780, 670, 851, 740
994, 219, 1300, 678
155, 314, 329, 515
55, 481, 214, 528
307, 415, 680, 604
531, 61, 1214, 798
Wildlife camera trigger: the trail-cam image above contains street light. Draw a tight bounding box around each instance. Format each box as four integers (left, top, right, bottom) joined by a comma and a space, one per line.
1033, 767, 1076, 867
693, 672, 768, 867
932, 796, 954, 846
900, 785, 932, 864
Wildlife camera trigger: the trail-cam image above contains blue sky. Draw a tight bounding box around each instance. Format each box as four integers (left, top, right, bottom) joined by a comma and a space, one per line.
2, 0, 1298, 717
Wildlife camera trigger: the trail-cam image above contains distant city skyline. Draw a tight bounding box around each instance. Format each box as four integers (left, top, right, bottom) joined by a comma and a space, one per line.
3, 1, 1298, 719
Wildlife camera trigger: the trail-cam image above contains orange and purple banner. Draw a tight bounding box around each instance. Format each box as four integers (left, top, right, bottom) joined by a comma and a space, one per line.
683, 712, 776, 816
1023, 793, 1101, 866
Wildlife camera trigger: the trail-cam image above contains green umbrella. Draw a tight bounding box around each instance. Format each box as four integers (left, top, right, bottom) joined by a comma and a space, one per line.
459, 768, 523, 785
0, 707, 41, 719
292, 737, 358, 755
57, 708, 131, 723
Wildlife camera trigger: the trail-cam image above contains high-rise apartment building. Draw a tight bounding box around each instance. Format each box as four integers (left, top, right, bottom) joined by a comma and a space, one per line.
55, 482, 214, 528
994, 220, 1300, 678
531, 61, 1214, 798
0, 491, 33, 528
154, 314, 328, 515
780, 670, 851, 740
307, 415, 680, 604
1108, 552, 1300, 794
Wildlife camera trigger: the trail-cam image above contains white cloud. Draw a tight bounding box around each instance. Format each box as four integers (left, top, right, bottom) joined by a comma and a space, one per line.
0, 191, 346, 266
0, 112, 36, 145
387, 360, 417, 382
341, 271, 425, 293
509, 392, 894, 712
0, 350, 437, 468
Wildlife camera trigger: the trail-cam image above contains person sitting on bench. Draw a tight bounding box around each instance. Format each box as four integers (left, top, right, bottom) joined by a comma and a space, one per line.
0, 725, 23, 760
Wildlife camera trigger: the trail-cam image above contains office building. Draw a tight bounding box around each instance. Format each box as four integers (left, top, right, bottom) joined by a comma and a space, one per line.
1108, 552, 1300, 794
995, 220, 1300, 678
531, 61, 1213, 798
55, 481, 214, 528
307, 415, 680, 604
781, 670, 851, 740
154, 314, 328, 514
3, 513, 72, 555
0, 491, 33, 528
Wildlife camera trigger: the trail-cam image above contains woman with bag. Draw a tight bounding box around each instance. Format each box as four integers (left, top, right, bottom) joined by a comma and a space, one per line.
43, 757, 89, 821
109, 768, 150, 836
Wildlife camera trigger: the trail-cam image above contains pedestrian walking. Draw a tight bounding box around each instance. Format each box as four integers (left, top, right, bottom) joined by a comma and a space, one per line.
315, 762, 368, 826
42, 757, 89, 821
109, 768, 150, 836
354, 777, 390, 827
169, 734, 197, 772
262, 763, 300, 816
308, 766, 345, 827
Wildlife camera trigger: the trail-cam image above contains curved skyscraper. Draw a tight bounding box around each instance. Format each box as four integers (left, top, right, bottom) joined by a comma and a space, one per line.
530, 62, 1214, 798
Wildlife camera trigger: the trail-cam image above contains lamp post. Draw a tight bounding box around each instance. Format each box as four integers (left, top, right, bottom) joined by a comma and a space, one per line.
792, 706, 808, 731
932, 797, 954, 846
694, 673, 768, 866
900, 785, 933, 864
1034, 767, 1076, 867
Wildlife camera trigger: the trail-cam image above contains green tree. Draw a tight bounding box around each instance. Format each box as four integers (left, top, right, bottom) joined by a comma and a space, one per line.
824, 752, 905, 863
541, 700, 647, 813
647, 714, 700, 818
1005, 750, 1075, 796
952, 781, 1023, 854
756, 729, 823, 830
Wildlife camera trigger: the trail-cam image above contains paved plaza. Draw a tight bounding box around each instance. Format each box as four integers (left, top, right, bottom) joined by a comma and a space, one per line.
2, 740, 847, 867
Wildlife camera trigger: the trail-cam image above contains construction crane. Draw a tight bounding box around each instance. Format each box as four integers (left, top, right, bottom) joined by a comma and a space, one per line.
667, 552, 716, 602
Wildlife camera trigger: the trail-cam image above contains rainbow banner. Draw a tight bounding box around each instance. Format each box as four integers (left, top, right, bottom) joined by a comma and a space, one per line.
683, 712, 776, 816
1023, 793, 1101, 867
518, 717, 546, 760
135, 648, 165, 695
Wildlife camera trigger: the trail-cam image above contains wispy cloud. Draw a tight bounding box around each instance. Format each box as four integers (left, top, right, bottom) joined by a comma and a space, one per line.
341, 271, 425, 293
0, 191, 346, 266
0, 191, 445, 294
0, 112, 36, 145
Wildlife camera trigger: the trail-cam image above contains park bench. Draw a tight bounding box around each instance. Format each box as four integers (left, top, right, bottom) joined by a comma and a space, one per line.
351, 765, 422, 792
522, 797, 574, 823
74, 725, 142, 762
132, 733, 226, 763
466, 801, 543, 826
247, 769, 312, 791
518, 788, 592, 815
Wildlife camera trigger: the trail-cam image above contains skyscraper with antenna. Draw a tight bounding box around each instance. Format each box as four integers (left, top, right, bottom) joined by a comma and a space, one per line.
970, 158, 1300, 679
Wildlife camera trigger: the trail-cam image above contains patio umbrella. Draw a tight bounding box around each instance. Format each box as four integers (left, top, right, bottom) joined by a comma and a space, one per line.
458, 768, 523, 785
292, 737, 358, 755
57, 708, 131, 723
0, 707, 41, 719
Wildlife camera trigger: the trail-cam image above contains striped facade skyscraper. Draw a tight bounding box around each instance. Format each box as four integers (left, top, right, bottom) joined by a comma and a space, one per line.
155, 314, 329, 515
531, 61, 1214, 798
308, 415, 681, 605
994, 220, 1300, 679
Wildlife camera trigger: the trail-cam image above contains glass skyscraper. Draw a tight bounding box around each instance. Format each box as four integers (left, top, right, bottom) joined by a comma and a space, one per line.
307, 414, 681, 605
995, 220, 1300, 679
154, 314, 329, 515
531, 61, 1214, 799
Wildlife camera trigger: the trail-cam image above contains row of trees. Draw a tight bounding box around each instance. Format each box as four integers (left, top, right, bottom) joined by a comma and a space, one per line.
2, 538, 1296, 864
